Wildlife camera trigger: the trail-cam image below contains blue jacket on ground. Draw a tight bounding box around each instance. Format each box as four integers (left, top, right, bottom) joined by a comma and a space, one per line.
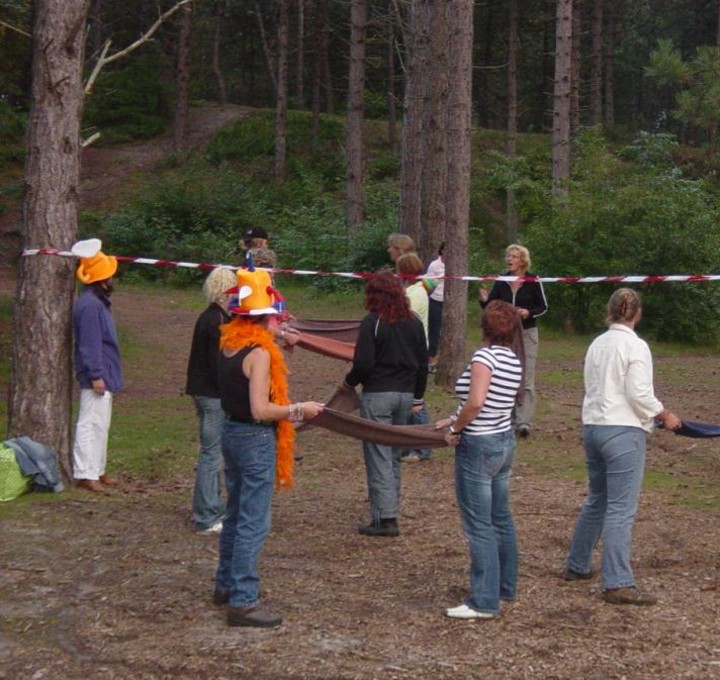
73, 286, 123, 392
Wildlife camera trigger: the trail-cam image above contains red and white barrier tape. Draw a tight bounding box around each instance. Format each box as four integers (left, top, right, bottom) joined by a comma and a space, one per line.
22, 248, 720, 283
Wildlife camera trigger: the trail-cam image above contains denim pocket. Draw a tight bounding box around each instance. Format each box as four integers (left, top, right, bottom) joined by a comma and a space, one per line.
480, 448, 506, 478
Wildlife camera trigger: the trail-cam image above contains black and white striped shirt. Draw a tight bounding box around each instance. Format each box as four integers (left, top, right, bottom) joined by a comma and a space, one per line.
454, 346, 522, 435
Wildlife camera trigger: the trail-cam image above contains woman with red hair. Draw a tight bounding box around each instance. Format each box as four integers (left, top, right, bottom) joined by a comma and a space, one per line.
437, 300, 523, 619
343, 271, 428, 537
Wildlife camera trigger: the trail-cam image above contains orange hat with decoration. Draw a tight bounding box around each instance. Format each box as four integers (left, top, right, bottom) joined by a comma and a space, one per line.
225, 256, 284, 316
71, 238, 118, 284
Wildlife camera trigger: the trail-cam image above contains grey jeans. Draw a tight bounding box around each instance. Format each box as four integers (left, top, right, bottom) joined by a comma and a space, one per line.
515, 326, 538, 428
360, 391, 414, 520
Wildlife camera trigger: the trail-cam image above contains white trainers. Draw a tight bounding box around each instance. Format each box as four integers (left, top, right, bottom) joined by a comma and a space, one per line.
197, 521, 223, 534
445, 603, 495, 619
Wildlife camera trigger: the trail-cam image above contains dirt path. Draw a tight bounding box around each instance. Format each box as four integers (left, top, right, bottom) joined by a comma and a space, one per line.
0, 102, 250, 266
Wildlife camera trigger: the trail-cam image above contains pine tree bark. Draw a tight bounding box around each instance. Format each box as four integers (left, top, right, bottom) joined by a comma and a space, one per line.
506, 0, 519, 242
345, 0, 368, 233
552, 0, 573, 193
275, 0, 289, 180
387, 15, 397, 152
570, 0, 581, 136
296, 0, 305, 106
212, 0, 227, 105
419, 1, 448, 261
398, 0, 430, 245
603, 0, 615, 126
9, 0, 90, 473
311, 0, 322, 136
590, 0, 603, 125
173, 1, 193, 157
437, 0, 473, 387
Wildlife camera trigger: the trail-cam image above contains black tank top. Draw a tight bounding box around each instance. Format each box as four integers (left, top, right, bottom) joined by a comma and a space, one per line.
218, 345, 257, 422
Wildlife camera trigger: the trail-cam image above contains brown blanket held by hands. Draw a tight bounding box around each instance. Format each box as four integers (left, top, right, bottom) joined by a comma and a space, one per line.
297, 385, 448, 448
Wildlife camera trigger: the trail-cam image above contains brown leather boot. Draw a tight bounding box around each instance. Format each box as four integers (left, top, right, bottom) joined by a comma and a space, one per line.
99, 474, 119, 486
76, 479, 104, 492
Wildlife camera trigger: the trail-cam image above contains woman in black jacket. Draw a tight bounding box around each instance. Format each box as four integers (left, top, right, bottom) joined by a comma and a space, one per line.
344, 271, 428, 537
479, 244, 547, 437
185, 267, 236, 533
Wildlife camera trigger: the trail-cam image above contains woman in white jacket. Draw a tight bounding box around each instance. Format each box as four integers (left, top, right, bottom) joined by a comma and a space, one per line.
565, 288, 681, 606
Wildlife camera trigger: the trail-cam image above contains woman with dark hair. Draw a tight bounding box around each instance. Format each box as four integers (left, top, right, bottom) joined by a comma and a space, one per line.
214, 267, 323, 628
566, 288, 680, 606
344, 270, 428, 537
437, 300, 523, 619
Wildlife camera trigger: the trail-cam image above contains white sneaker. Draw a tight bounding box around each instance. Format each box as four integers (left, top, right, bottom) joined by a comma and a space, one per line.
445, 604, 495, 619
197, 521, 223, 534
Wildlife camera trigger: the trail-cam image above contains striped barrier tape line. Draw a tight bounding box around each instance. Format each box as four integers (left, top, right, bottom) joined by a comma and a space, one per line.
22, 248, 720, 283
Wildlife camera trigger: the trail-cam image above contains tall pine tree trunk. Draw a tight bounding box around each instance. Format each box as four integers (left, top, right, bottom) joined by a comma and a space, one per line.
398, 0, 429, 245
173, 1, 193, 157
311, 0, 323, 136
506, 0, 519, 242
570, 0, 581, 136
275, 0, 289, 180
603, 0, 615, 126
437, 0, 473, 387
387, 15, 397, 152
296, 0, 305, 106
590, 0, 603, 125
419, 1, 448, 261
552, 0, 573, 194
345, 0, 368, 233
212, 0, 227, 105
9, 0, 90, 474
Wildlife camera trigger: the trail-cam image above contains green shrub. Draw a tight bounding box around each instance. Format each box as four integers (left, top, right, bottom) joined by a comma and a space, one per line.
524, 130, 720, 343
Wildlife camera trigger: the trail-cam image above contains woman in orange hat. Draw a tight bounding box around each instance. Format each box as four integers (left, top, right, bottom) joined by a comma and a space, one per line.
214, 267, 323, 628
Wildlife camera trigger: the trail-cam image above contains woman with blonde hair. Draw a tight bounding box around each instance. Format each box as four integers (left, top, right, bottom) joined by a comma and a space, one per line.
566, 288, 681, 606
479, 244, 547, 437
185, 267, 237, 534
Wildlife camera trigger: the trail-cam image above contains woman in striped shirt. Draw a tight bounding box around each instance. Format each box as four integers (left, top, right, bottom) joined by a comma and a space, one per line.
437, 300, 523, 620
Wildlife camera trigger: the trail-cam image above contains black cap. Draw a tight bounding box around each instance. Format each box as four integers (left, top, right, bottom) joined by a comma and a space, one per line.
243, 227, 268, 242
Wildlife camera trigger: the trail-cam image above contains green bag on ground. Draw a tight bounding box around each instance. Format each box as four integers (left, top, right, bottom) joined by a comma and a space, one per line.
0, 444, 31, 502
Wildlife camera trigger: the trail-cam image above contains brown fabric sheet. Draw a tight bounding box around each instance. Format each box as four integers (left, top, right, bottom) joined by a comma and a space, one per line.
289, 318, 361, 343
297, 385, 448, 448
308, 408, 449, 448
295, 332, 355, 362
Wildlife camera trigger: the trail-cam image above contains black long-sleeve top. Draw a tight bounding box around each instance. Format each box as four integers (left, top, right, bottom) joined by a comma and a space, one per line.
481, 271, 548, 330
344, 313, 428, 402
185, 303, 230, 398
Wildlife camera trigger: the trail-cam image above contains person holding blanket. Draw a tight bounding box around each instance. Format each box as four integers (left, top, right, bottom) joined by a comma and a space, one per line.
436, 300, 523, 620
343, 270, 428, 537
565, 288, 681, 606
214, 266, 323, 628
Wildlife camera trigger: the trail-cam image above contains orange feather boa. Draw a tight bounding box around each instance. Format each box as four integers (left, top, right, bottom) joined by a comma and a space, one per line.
219, 317, 295, 489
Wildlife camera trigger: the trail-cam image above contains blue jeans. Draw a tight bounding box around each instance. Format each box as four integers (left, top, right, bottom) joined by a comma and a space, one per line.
455, 430, 518, 615
215, 420, 276, 608
567, 425, 646, 590
192, 396, 226, 530
360, 391, 413, 520
402, 403, 431, 460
